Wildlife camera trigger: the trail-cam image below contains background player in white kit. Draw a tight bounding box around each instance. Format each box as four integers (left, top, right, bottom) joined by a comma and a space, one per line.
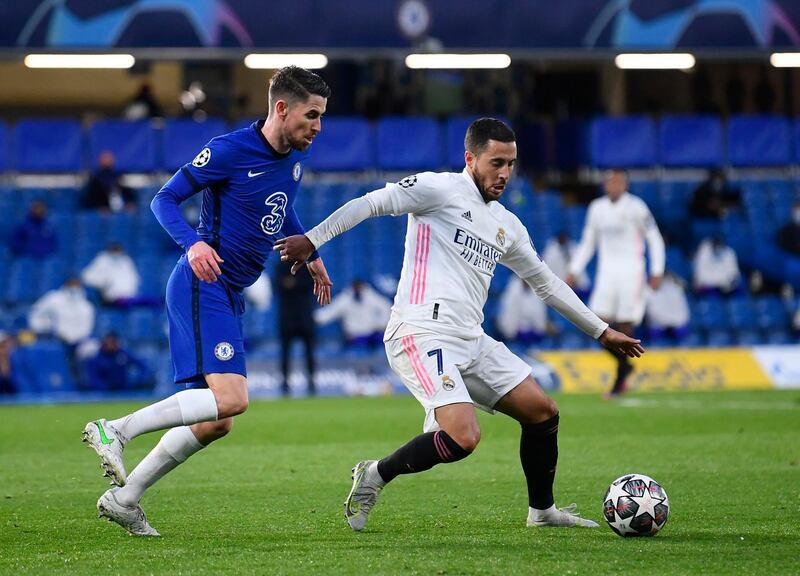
566, 169, 665, 398
276, 119, 643, 531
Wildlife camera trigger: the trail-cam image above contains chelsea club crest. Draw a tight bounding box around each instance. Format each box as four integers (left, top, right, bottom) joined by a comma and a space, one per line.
292, 162, 302, 181
214, 342, 234, 361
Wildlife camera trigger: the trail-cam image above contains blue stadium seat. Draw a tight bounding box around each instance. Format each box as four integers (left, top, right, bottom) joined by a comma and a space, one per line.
695, 298, 728, 330
590, 116, 657, 168
0, 121, 8, 171
14, 119, 83, 172
665, 247, 691, 282
89, 119, 157, 172
754, 296, 789, 330
555, 119, 590, 170
13, 340, 76, 394
162, 118, 228, 171
727, 296, 755, 330
377, 117, 443, 171
127, 309, 163, 344
306, 117, 374, 171
706, 330, 733, 347
660, 116, 723, 168
445, 117, 473, 168
727, 116, 792, 167
6, 258, 42, 303
94, 310, 127, 337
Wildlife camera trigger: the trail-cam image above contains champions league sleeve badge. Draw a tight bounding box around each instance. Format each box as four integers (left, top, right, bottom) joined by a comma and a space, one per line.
192, 147, 211, 167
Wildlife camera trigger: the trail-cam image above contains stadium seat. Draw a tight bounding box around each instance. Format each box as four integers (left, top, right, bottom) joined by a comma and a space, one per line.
659, 115, 723, 168
89, 119, 157, 172
555, 119, 590, 170
13, 340, 76, 394
445, 117, 473, 169
727, 116, 792, 167
162, 118, 228, 171
305, 117, 374, 171
590, 116, 657, 168
377, 117, 443, 171
14, 119, 83, 172
0, 121, 7, 171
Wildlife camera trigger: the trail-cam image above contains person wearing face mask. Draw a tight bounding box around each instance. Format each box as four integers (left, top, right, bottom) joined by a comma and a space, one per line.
777, 202, 800, 256
690, 169, 741, 220
83, 151, 137, 213
692, 235, 741, 295
81, 243, 142, 306
10, 200, 58, 259
314, 278, 391, 348
28, 277, 95, 347
276, 119, 643, 533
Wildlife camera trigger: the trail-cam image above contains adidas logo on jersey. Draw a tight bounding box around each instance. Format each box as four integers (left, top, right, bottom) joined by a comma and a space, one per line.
461, 211, 472, 222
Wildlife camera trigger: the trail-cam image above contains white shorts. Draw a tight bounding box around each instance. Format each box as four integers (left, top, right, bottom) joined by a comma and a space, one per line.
589, 272, 647, 325
385, 331, 532, 433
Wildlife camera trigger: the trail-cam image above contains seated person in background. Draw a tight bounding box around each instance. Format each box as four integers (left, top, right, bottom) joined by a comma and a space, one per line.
0, 332, 18, 395
777, 201, 800, 256
497, 276, 550, 344
83, 151, 137, 213
28, 277, 95, 348
542, 231, 589, 297
690, 169, 741, 220
645, 271, 690, 342
692, 236, 741, 295
81, 243, 142, 306
314, 279, 391, 348
84, 332, 152, 392
10, 200, 58, 259
244, 271, 273, 312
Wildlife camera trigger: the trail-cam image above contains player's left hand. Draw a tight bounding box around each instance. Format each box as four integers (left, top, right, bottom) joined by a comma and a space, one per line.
306, 257, 332, 306
599, 327, 645, 358
274, 235, 316, 267
649, 275, 663, 290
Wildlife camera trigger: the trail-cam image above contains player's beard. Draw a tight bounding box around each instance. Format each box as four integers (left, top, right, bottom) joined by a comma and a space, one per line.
471, 166, 502, 203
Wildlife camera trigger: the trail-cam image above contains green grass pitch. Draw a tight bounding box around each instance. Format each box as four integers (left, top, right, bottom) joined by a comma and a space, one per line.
1, 390, 799, 575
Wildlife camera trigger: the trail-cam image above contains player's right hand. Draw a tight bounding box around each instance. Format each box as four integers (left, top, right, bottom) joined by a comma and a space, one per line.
274, 235, 316, 268
188, 240, 224, 283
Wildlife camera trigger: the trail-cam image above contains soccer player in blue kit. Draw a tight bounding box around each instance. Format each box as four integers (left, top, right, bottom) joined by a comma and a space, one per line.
81, 66, 333, 536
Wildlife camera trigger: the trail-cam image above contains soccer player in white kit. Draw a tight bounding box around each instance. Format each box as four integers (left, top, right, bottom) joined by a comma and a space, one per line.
275, 119, 643, 531
566, 170, 665, 398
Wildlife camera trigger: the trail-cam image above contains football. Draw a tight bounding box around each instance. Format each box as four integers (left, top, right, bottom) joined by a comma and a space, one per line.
603, 473, 670, 537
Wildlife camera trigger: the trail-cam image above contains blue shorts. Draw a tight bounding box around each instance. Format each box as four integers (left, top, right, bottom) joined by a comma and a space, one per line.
166, 258, 246, 386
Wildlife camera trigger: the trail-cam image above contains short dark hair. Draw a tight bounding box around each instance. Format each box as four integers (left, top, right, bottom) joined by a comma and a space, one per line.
464, 118, 515, 155
268, 66, 331, 111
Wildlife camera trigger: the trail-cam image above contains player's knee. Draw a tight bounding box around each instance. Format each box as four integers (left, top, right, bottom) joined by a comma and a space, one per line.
452, 426, 481, 453
543, 397, 558, 419
212, 417, 234, 437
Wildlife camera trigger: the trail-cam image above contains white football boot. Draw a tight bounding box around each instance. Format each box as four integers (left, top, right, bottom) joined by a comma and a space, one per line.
97, 488, 160, 537
344, 460, 383, 531
82, 419, 127, 486
527, 503, 600, 528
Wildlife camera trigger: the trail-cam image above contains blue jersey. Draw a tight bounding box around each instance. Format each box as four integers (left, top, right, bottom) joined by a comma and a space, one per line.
152, 120, 317, 290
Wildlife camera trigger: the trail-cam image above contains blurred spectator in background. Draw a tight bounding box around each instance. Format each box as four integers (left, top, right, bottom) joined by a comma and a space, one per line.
28, 277, 95, 347
81, 243, 141, 306
275, 262, 316, 397
690, 170, 741, 220
10, 200, 58, 259
83, 332, 152, 392
777, 201, 800, 256
244, 271, 273, 312
83, 151, 137, 213
497, 276, 550, 344
542, 231, 589, 297
645, 271, 690, 342
693, 236, 741, 295
0, 333, 18, 395
124, 82, 162, 120
315, 279, 391, 348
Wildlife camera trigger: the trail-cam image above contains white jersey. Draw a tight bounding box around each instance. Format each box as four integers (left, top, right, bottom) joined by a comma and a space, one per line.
568, 192, 665, 282
306, 170, 608, 341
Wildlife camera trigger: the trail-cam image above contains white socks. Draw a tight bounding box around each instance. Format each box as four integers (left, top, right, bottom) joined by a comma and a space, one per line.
109, 389, 218, 442
528, 505, 557, 522
367, 461, 387, 487
115, 426, 204, 507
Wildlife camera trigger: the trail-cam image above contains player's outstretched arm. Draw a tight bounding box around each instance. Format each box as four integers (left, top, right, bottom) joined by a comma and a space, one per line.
306, 257, 332, 306
275, 234, 316, 267
598, 327, 644, 358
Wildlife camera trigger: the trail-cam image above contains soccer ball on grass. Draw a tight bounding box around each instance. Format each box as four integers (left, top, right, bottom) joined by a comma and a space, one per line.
603, 473, 669, 537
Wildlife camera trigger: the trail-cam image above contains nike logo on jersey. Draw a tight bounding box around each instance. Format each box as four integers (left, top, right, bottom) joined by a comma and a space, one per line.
461, 211, 472, 222
248, 170, 266, 178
